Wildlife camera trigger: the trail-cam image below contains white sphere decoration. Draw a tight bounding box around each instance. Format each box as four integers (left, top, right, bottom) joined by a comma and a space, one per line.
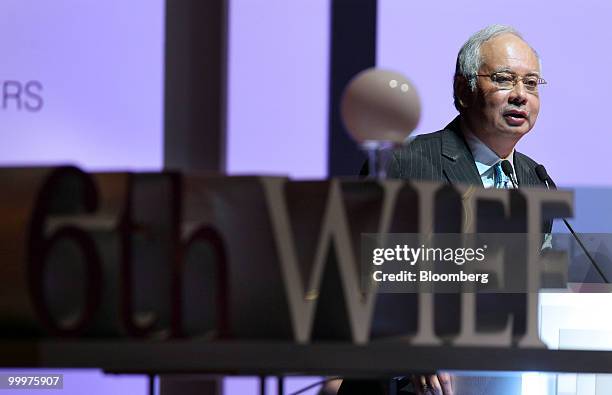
340, 68, 421, 145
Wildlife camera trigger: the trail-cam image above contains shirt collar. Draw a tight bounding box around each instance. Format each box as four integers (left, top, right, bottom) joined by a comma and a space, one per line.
463, 129, 515, 176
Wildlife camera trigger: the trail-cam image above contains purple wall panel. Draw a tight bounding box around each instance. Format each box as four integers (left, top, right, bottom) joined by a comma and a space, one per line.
0, 369, 147, 395
223, 376, 260, 395
226, 0, 331, 179
0, 0, 164, 170
377, 0, 612, 187
223, 376, 324, 395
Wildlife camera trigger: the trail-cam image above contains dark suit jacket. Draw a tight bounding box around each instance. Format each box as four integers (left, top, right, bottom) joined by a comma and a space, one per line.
389, 116, 545, 188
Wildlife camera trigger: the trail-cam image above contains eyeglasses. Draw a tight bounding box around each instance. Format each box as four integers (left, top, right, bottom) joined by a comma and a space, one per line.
476, 72, 547, 92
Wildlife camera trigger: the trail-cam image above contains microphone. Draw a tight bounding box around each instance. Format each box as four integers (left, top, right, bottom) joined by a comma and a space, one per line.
500, 160, 519, 188
534, 165, 557, 189
535, 164, 609, 283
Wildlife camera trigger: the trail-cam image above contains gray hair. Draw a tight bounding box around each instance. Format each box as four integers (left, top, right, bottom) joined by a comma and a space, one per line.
453, 24, 540, 111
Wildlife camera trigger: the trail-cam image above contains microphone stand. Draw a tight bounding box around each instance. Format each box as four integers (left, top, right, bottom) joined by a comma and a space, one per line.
534, 165, 609, 283
502, 160, 609, 283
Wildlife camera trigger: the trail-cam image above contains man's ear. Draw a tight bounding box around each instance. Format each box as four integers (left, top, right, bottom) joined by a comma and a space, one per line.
454, 75, 471, 109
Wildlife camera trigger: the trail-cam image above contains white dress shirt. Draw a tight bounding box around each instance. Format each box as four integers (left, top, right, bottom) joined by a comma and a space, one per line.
463, 130, 517, 189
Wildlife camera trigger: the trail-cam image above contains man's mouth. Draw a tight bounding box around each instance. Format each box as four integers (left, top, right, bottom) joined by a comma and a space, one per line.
503, 110, 528, 125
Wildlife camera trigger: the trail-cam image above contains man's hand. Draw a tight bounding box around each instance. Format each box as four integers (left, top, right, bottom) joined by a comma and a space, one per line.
411, 372, 453, 395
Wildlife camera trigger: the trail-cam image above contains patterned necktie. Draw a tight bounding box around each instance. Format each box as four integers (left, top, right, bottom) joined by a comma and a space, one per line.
493, 162, 509, 189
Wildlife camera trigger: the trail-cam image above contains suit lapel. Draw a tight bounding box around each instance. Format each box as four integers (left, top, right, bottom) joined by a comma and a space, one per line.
441, 119, 483, 186
514, 152, 538, 186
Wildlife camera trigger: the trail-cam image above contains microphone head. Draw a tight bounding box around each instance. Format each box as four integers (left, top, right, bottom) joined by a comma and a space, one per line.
535, 164, 557, 189
534, 164, 549, 183
500, 160, 514, 177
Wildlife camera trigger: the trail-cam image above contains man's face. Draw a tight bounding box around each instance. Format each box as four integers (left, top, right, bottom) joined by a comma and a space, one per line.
463, 34, 541, 140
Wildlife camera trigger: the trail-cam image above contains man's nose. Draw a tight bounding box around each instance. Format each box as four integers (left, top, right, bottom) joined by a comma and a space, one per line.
508, 81, 528, 105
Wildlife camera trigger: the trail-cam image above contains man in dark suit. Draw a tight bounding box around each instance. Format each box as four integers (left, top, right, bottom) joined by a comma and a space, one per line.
339, 24, 550, 395
387, 115, 547, 193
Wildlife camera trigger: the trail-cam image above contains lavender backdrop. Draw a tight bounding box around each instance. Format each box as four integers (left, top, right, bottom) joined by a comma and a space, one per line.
226, 0, 330, 179
0, 0, 164, 170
